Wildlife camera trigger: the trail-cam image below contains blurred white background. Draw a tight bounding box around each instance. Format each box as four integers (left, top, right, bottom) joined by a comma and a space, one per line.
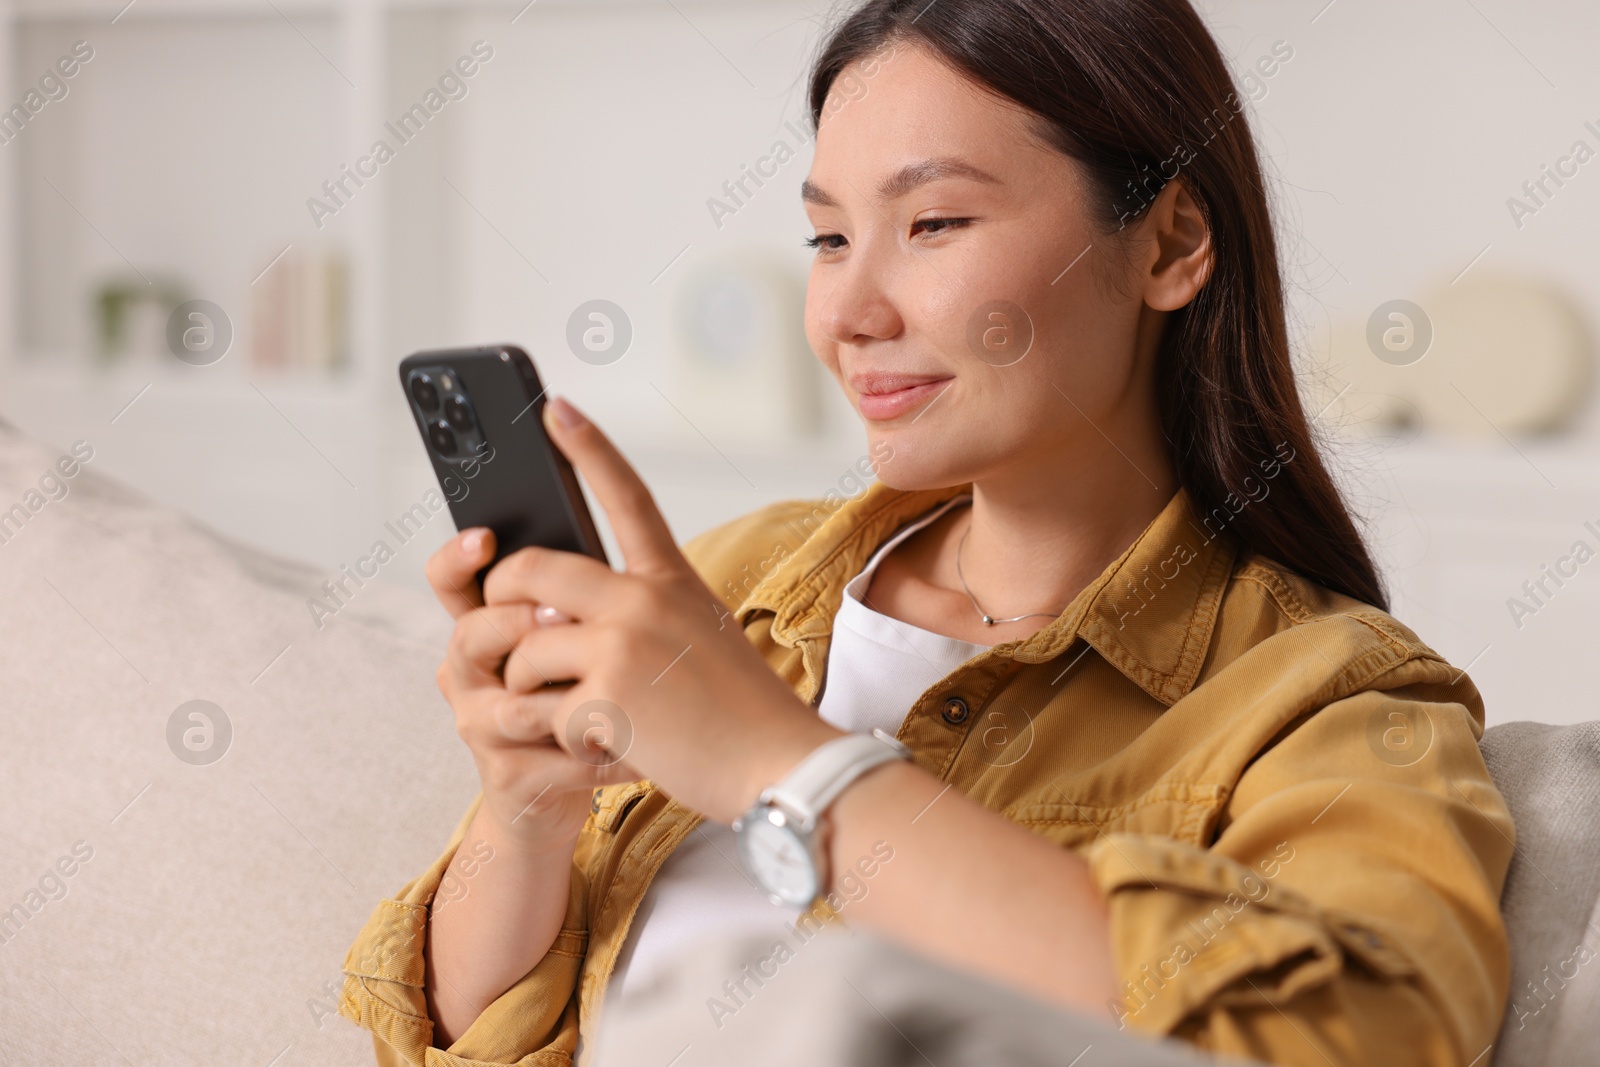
0, 0, 1596, 727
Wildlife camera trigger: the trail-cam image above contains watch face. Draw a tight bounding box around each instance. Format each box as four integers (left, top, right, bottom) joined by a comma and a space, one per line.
736, 808, 819, 906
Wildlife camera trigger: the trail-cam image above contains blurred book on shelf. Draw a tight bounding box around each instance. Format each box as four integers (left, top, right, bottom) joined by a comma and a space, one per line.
250, 246, 349, 374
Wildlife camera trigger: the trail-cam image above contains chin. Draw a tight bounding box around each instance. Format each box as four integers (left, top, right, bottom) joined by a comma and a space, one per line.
864, 431, 974, 493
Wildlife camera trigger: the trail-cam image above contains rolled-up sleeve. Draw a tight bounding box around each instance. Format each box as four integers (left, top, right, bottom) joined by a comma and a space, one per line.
337, 791, 591, 1066
1085, 675, 1515, 1067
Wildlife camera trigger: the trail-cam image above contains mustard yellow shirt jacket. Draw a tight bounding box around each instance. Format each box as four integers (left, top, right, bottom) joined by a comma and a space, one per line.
338, 478, 1514, 1067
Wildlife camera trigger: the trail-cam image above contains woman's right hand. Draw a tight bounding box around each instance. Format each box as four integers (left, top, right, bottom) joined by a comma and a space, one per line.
426, 526, 637, 853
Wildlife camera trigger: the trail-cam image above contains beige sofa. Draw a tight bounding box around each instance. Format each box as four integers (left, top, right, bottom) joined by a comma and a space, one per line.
0, 420, 1592, 1067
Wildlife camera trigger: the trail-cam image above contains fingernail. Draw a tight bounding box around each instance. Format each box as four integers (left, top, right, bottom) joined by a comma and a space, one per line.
535, 604, 573, 626
460, 528, 485, 555
547, 395, 586, 430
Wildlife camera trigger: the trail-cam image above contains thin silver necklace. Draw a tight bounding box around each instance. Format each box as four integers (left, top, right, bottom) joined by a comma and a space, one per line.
953, 513, 1066, 626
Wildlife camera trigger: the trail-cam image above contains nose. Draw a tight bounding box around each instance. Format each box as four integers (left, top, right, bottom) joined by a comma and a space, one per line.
814, 247, 903, 347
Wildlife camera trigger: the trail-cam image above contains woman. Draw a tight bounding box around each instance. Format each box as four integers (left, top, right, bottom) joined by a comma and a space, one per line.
338, 1, 1513, 1064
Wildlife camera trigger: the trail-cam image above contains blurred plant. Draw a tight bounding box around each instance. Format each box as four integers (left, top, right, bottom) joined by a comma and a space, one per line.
93, 275, 187, 363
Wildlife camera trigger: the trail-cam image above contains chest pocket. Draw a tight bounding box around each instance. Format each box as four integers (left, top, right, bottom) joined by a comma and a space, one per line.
1004, 781, 1229, 852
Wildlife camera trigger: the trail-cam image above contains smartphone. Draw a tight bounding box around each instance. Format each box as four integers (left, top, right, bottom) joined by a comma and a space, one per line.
399, 344, 609, 586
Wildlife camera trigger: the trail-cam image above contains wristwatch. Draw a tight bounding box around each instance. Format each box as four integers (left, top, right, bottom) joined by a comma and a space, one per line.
732, 728, 912, 908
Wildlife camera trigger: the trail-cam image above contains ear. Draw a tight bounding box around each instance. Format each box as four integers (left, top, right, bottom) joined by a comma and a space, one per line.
1138, 178, 1213, 312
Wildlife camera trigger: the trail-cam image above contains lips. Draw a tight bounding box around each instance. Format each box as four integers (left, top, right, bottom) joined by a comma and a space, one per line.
849, 372, 953, 421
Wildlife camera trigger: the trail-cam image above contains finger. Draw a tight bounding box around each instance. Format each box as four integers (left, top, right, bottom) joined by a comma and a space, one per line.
542, 396, 683, 576
488, 685, 636, 775
535, 604, 572, 626
427, 527, 497, 618
481, 684, 570, 744
551, 691, 637, 771
446, 602, 541, 689
482, 543, 620, 619
501, 622, 593, 694
482, 685, 636, 776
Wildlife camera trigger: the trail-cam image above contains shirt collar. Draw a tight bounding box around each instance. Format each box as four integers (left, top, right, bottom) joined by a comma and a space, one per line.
731, 479, 1237, 707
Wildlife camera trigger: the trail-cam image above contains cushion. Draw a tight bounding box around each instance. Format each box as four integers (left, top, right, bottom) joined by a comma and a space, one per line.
0, 418, 476, 1064
1481, 720, 1600, 1067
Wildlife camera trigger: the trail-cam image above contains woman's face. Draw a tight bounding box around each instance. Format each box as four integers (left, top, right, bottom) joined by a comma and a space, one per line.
802, 41, 1162, 490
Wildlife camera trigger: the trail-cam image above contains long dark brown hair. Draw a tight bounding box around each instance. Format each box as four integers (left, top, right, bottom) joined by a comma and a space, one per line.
807, 0, 1388, 610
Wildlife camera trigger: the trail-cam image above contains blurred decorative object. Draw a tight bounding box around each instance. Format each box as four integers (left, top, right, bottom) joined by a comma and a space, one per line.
1312, 273, 1594, 438
669, 250, 818, 440
249, 245, 349, 373
91, 275, 186, 364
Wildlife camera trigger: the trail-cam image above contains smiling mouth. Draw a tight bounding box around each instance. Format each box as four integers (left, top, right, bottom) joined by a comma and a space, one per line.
856, 377, 953, 421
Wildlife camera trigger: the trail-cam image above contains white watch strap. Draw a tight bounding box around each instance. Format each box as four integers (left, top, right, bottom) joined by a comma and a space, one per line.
764, 728, 912, 827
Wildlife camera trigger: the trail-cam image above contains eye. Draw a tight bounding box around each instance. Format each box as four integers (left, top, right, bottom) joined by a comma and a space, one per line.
804, 233, 847, 253
911, 216, 970, 238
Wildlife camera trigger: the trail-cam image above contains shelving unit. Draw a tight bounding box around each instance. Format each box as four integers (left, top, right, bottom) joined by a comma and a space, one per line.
0, 0, 822, 564
0, 0, 384, 579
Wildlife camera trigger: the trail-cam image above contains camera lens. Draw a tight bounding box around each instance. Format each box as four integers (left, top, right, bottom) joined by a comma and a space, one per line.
444, 395, 475, 432
428, 420, 457, 456
410, 373, 441, 412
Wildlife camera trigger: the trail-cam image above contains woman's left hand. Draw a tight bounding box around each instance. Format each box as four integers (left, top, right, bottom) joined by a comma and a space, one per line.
484, 395, 843, 824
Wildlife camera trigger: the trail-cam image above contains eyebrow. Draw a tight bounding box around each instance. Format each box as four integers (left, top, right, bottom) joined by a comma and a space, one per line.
801, 156, 1002, 207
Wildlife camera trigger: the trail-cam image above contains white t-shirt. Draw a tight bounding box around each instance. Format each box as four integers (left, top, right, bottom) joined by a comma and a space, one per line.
604, 493, 986, 1006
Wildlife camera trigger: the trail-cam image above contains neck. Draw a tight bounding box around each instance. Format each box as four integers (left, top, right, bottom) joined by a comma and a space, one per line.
952, 433, 1178, 625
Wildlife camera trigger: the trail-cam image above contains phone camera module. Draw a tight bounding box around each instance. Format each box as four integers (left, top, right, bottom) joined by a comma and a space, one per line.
444, 395, 476, 433
410, 373, 441, 412
427, 419, 457, 456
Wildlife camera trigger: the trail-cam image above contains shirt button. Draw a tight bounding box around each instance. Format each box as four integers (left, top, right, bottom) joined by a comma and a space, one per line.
941, 697, 971, 725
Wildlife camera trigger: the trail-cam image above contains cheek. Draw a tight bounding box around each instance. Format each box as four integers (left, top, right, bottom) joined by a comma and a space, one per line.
980, 364, 1066, 441
919, 249, 1052, 370
924, 286, 979, 349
